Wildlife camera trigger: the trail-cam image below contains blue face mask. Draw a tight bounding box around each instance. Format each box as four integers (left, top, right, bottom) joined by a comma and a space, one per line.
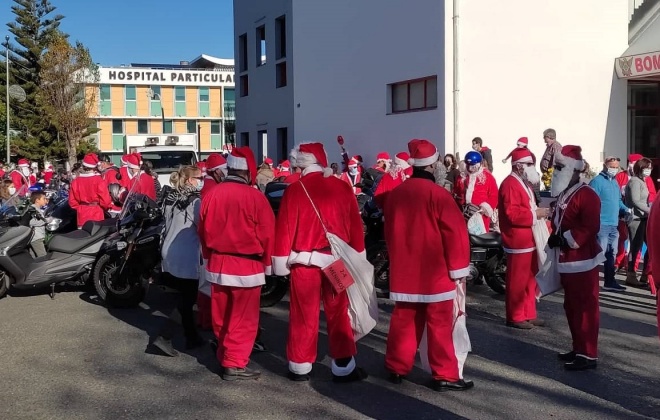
195, 180, 203, 191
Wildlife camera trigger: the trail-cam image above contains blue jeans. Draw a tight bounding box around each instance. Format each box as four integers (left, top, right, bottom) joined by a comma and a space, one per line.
597, 225, 619, 286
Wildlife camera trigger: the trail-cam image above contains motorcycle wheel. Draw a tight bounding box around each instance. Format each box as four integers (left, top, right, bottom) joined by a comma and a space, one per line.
367, 242, 389, 298
485, 255, 507, 295
93, 254, 145, 308
260, 275, 288, 308
0, 270, 10, 299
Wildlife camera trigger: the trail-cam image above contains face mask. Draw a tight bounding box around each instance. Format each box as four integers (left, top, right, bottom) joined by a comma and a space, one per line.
468, 163, 481, 173
195, 180, 204, 191
20, 168, 30, 176
349, 167, 358, 176
643, 169, 652, 177
8, 187, 16, 195
444, 159, 452, 166
607, 167, 618, 177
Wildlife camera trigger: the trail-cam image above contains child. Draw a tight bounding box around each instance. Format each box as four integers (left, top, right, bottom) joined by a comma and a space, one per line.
28, 191, 51, 257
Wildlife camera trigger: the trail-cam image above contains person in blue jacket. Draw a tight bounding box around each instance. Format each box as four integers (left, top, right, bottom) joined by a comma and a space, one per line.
589, 156, 630, 292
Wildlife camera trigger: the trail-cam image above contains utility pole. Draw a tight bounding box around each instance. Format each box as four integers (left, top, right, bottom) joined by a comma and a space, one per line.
5, 35, 9, 164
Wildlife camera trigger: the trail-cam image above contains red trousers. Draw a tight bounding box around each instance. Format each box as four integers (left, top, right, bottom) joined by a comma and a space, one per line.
505, 252, 538, 323
561, 269, 599, 359
385, 300, 459, 381
211, 284, 261, 369
197, 292, 213, 330
615, 220, 642, 270
287, 265, 356, 374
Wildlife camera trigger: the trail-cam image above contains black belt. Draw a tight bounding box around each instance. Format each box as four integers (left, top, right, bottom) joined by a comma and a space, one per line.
217, 252, 262, 262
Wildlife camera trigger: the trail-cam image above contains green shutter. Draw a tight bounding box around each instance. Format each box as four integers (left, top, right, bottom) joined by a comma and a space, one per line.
100, 85, 111, 101
112, 134, 124, 150
150, 101, 162, 117
100, 101, 112, 116
175, 102, 186, 117
125, 101, 137, 116
210, 134, 222, 149
199, 102, 210, 117
125, 85, 136, 100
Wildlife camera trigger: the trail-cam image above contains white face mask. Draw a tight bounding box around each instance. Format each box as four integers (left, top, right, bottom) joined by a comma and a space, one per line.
642, 168, 652, 177
522, 165, 541, 185
348, 167, 358, 176
8, 187, 16, 195
606, 167, 619, 177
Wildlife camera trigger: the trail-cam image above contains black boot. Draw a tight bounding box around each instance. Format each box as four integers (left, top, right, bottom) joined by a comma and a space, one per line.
221, 367, 261, 381
431, 379, 474, 392
152, 336, 179, 357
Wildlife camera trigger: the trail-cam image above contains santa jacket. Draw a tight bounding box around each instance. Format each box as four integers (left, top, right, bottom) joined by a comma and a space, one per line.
199, 177, 275, 287
498, 174, 535, 253
119, 166, 131, 190
102, 166, 122, 212
43, 171, 54, 185
552, 183, 604, 273
10, 171, 29, 192
464, 169, 498, 215
283, 172, 301, 184
69, 172, 112, 228
374, 168, 408, 210
384, 175, 470, 302
200, 176, 218, 199
339, 171, 362, 194
126, 172, 157, 201
272, 170, 365, 276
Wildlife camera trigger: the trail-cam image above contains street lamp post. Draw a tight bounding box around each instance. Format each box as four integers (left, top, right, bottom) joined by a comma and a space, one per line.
5, 35, 9, 163
146, 89, 165, 122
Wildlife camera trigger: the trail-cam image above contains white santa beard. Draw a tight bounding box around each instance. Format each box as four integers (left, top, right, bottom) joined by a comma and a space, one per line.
523, 166, 540, 185
550, 167, 574, 197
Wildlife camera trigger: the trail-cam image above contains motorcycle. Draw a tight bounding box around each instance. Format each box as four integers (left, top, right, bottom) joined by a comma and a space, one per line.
467, 232, 507, 294
0, 186, 117, 299
91, 192, 162, 308
261, 181, 290, 307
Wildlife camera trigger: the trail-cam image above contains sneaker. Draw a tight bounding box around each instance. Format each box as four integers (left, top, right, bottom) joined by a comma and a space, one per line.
564, 356, 597, 371
602, 283, 627, 292
152, 336, 179, 357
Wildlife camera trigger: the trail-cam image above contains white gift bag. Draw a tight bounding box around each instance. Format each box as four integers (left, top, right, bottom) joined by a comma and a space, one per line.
466, 213, 486, 236
535, 245, 562, 297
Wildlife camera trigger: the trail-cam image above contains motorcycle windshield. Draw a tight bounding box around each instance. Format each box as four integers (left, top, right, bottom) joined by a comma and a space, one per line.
118, 182, 158, 226
0, 184, 31, 217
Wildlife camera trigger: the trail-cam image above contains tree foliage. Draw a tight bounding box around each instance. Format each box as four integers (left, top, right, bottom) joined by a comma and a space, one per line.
38, 33, 98, 166
4, 0, 64, 161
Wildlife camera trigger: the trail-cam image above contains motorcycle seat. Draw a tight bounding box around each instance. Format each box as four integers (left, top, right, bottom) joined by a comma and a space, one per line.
48, 219, 117, 254
469, 232, 501, 247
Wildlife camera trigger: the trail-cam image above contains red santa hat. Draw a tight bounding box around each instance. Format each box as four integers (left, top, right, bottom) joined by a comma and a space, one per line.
502, 137, 530, 163
196, 161, 207, 174
407, 139, 439, 167
628, 153, 643, 164
227, 146, 258, 183
206, 153, 227, 172
394, 152, 411, 169
556, 145, 585, 172
82, 153, 99, 169
264, 157, 273, 166
18, 158, 29, 168
124, 153, 141, 170
508, 147, 534, 165
376, 152, 391, 162
348, 157, 360, 167
120, 154, 129, 166
294, 142, 333, 177
279, 160, 291, 171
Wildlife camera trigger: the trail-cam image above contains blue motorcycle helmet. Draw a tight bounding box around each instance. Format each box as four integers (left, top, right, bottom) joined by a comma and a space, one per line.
464, 151, 483, 166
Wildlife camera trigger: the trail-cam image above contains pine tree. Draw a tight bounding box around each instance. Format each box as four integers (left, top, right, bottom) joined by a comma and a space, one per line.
4, 0, 64, 162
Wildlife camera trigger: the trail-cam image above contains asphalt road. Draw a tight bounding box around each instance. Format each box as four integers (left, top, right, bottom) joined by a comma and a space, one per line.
0, 274, 659, 420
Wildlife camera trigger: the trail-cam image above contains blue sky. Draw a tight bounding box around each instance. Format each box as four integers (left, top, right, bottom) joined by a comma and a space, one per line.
1, 0, 235, 65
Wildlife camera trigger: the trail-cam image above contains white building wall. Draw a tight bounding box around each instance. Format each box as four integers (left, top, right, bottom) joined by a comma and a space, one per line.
291, 0, 445, 165
453, 0, 629, 182
233, 0, 294, 162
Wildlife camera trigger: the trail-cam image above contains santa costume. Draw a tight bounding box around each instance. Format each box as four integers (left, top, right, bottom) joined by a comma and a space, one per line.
374, 151, 391, 172
461, 159, 499, 232
200, 153, 227, 198
272, 142, 367, 382
339, 157, 362, 194
501, 137, 537, 164
276, 160, 291, 180
43, 164, 55, 185
198, 147, 275, 380
100, 160, 123, 215
646, 192, 660, 339
119, 155, 131, 190
10, 159, 31, 193
384, 139, 473, 391
123, 154, 157, 200
498, 148, 543, 328
68, 153, 112, 228
374, 151, 412, 210
549, 145, 604, 370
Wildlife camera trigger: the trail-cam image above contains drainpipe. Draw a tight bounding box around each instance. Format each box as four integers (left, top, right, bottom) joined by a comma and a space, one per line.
452, 0, 460, 157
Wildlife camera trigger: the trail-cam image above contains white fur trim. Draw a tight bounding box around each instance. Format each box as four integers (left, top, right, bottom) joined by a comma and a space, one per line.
205, 271, 266, 287
127, 162, 140, 169
557, 251, 606, 273
563, 230, 580, 249
512, 156, 534, 164
272, 256, 290, 276
558, 155, 585, 172
449, 267, 470, 279
410, 151, 440, 167
302, 164, 323, 176
331, 357, 356, 376
264, 265, 272, 276
289, 361, 313, 375
77, 172, 100, 178
18, 163, 29, 167
82, 161, 97, 169
479, 202, 494, 217
287, 250, 336, 269
394, 157, 410, 169
208, 163, 227, 172
390, 289, 457, 303
227, 154, 248, 171
503, 247, 535, 254
465, 173, 477, 204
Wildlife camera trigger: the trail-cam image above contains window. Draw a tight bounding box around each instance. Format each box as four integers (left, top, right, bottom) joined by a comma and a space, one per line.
211, 120, 222, 134
175, 86, 186, 116
240, 132, 250, 147
125, 85, 137, 116
199, 86, 210, 102
628, 82, 660, 160
149, 85, 162, 117
163, 120, 173, 134
275, 15, 286, 59
276, 62, 287, 88
277, 127, 288, 162
240, 75, 249, 97
256, 25, 266, 66
138, 119, 149, 134
100, 85, 111, 101
112, 119, 123, 133
125, 85, 136, 101
224, 88, 236, 119
239, 33, 248, 72
187, 120, 197, 134
100, 84, 111, 116
390, 76, 438, 114
258, 130, 267, 161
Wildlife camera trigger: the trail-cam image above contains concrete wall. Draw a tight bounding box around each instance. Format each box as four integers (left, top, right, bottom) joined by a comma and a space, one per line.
233, 0, 294, 162
291, 0, 445, 165
453, 0, 629, 182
